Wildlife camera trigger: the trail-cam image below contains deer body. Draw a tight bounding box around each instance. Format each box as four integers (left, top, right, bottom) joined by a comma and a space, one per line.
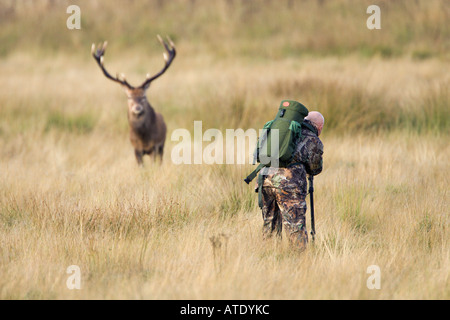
126, 88, 167, 164
92, 36, 175, 165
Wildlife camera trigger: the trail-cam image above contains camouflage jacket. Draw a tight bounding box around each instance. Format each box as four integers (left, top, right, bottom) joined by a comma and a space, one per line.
262, 120, 324, 195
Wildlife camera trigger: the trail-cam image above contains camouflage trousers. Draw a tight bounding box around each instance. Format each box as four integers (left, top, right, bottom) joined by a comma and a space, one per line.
261, 185, 308, 249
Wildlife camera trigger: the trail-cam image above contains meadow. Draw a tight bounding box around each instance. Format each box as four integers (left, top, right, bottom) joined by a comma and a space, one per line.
0, 0, 448, 299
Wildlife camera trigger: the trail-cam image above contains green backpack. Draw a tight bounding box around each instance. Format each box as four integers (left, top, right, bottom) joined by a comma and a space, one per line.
244, 99, 310, 185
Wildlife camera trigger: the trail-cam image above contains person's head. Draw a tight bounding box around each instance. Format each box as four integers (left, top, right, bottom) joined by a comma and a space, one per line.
305, 111, 324, 136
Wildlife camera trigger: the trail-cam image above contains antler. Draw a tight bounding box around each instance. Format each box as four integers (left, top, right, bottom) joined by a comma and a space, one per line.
138, 35, 176, 89
91, 41, 134, 89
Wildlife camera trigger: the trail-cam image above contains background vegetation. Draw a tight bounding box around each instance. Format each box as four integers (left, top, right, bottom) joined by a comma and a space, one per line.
0, 0, 448, 299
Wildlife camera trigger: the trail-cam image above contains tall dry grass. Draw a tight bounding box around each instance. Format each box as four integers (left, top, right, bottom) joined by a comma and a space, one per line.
0, 53, 448, 299
0, 0, 448, 300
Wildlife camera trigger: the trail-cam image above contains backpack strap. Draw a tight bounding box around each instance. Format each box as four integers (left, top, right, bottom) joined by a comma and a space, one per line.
244, 163, 265, 184
244, 165, 268, 208
301, 121, 318, 136
289, 120, 302, 142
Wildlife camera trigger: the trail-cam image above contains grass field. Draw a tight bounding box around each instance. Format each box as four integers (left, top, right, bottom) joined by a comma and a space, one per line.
0, 0, 448, 300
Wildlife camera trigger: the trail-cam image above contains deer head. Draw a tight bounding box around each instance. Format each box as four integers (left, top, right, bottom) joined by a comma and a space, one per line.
91, 35, 176, 165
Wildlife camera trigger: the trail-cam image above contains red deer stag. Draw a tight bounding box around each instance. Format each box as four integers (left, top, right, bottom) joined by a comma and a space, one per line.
91, 36, 176, 165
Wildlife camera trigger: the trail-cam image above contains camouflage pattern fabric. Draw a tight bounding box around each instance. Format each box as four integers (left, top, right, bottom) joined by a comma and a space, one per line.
260, 119, 324, 249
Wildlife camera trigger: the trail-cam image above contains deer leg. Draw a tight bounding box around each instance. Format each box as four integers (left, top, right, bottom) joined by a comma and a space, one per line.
134, 149, 144, 166
150, 146, 159, 162
158, 145, 164, 163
